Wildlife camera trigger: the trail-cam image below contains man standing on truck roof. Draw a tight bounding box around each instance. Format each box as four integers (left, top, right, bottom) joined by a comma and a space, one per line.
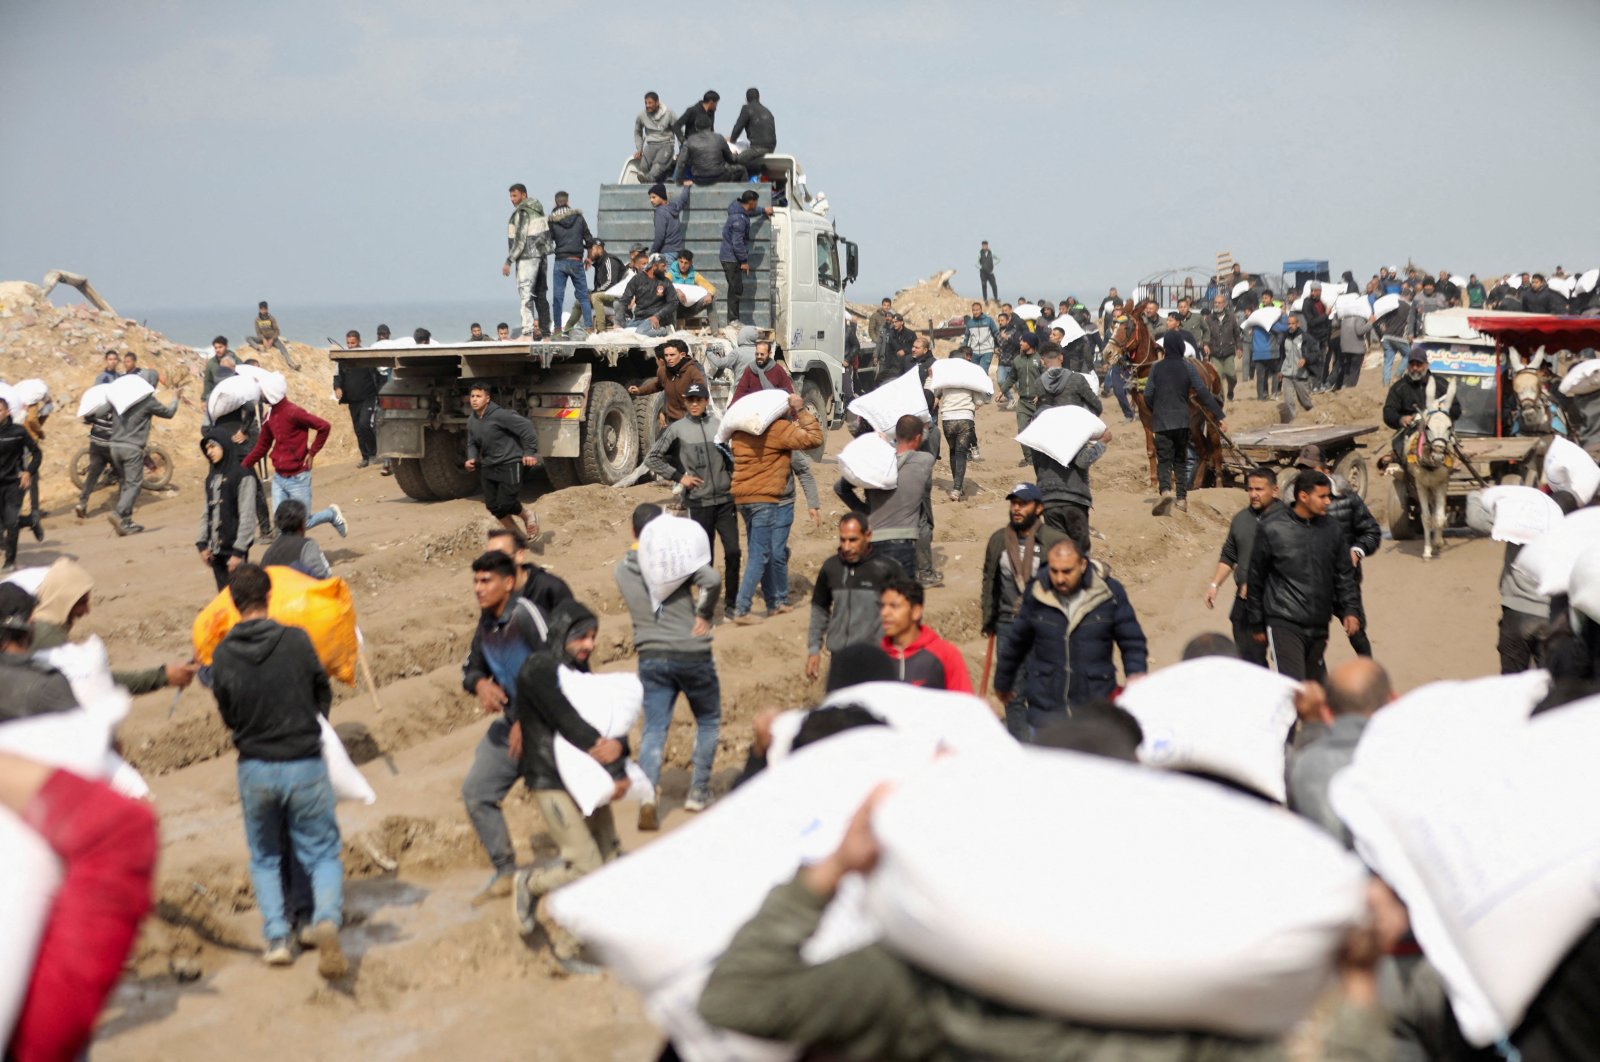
648, 182, 692, 260
720, 190, 773, 327
633, 91, 678, 184
729, 87, 777, 174
464, 383, 541, 541
618, 253, 685, 338
501, 183, 551, 340
631, 338, 709, 427
547, 191, 595, 337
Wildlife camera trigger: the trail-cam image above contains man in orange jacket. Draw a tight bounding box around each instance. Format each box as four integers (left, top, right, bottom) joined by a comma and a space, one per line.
729, 392, 821, 623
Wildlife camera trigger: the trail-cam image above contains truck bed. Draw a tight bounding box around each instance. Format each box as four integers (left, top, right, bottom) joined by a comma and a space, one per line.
597, 183, 774, 329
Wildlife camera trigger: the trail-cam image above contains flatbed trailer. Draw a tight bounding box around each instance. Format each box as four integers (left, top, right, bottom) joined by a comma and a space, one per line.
1221, 423, 1380, 499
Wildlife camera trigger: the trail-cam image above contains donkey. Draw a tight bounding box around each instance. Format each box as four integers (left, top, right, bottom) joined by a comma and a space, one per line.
1507, 345, 1562, 435
1406, 378, 1459, 560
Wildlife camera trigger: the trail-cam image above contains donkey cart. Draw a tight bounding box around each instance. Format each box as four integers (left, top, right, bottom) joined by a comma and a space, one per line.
1220, 423, 1380, 500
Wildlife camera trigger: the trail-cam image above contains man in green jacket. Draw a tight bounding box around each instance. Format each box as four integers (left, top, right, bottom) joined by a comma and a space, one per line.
700, 791, 1393, 1061
1012, 331, 1043, 466
29, 557, 196, 695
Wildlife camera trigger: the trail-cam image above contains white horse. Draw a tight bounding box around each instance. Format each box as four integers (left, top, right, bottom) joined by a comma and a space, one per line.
1407, 378, 1458, 560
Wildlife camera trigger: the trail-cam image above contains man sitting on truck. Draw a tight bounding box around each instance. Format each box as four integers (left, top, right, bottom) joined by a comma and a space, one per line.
729, 87, 777, 174
668, 249, 718, 323
677, 128, 745, 185
630, 338, 709, 428
618, 253, 685, 338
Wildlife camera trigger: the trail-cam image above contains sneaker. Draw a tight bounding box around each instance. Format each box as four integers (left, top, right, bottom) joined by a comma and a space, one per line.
380, 464, 394, 477
330, 505, 348, 538
1152, 494, 1174, 517
262, 939, 293, 966
74, 503, 87, 520
296, 923, 318, 947
512, 868, 538, 935
970, 446, 984, 462
733, 612, 761, 626
947, 489, 962, 502
637, 801, 659, 832
1176, 498, 1189, 513
107, 514, 129, 536
357, 458, 370, 469
770, 603, 793, 617
310, 921, 347, 980
470, 868, 516, 907
125, 522, 145, 534
684, 788, 712, 813
918, 570, 945, 588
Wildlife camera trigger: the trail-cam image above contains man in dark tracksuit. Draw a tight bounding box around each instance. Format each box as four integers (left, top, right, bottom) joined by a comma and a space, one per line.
720, 192, 772, 326
1245, 469, 1361, 683
1144, 331, 1225, 514
1296, 445, 1380, 658
806, 514, 905, 682
1205, 467, 1282, 666
643, 382, 740, 608
332, 332, 381, 466
465, 384, 540, 539
0, 396, 43, 570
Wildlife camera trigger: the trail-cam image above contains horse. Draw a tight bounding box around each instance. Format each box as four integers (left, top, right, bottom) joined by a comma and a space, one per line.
1103, 304, 1227, 490
1506, 346, 1565, 436
1402, 378, 1458, 560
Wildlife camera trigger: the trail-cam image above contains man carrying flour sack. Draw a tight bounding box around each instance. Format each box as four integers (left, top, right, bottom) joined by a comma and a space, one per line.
511, 600, 627, 974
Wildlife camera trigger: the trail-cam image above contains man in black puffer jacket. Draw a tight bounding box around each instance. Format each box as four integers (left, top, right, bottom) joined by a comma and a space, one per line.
511, 600, 627, 971
1144, 331, 1225, 515
1295, 445, 1380, 658
1245, 469, 1361, 682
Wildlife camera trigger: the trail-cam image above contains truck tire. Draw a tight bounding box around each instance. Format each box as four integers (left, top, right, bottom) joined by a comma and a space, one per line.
800, 379, 829, 461
635, 393, 665, 457
579, 381, 641, 486
1386, 474, 1420, 541
543, 457, 580, 490
420, 428, 481, 500
392, 458, 438, 501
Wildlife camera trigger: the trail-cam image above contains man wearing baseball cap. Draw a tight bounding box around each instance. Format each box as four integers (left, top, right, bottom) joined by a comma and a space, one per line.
980, 483, 1066, 738
1382, 346, 1460, 465
1294, 444, 1378, 658
643, 380, 739, 606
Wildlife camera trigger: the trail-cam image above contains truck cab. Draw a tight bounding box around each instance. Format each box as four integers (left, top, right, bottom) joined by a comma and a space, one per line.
333, 152, 859, 502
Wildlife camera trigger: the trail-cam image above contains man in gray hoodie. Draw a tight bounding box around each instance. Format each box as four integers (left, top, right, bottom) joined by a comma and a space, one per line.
644, 382, 740, 606
614, 503, 722, 831
632, 92, 678, 183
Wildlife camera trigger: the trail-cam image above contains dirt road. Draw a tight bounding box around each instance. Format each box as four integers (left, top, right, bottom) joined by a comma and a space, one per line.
75, 363, 1501, 1060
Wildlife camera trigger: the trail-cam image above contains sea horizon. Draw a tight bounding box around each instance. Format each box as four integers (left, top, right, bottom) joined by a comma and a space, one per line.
128, 298, 526, 350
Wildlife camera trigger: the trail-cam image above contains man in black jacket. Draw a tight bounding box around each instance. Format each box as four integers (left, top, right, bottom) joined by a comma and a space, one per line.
333, 330, 381, 467
0, 395, 42, 571
1204, 466, 1282, 666
1523, 273, 1567, 315
1300, 285, 1334, 392
210, 564, 346, 977
1382, 348, 1461, 462
878, 315, 916, 381
486, 526, 573, 617
1295, 445, 1380, 658
729, 87, 776, 173
675, 90, 719, 140
1145, 332, 1226, 515
546, 192, 595, 334
568, 240, 625, 331
1245, 469, 1361, 682
464, 384, 540, 538
678, 128, 744, 184
511, 600, 626, 971
806, 514, 904, 683
980, 485, 1064, 737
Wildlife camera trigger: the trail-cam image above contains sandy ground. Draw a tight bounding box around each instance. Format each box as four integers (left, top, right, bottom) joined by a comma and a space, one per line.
64, 360, 1503, 1061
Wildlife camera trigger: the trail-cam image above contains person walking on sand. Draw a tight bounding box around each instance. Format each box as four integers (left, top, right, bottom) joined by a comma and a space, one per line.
1203, 466, 1282, 667
464, 383, 541, 540
729, 392, 823, 623
1145, 331, 1225, 515
644, 382, 740, 607
107, 369, 180, 537
209, 564, 347, 977
0, 396, 42, 572
615, 503, 722, 830
240, 385, 347, 539
805, 514, 905, 683
195, 430, 258, 591
834, 415, 935, 584
980, 484, 1064, 738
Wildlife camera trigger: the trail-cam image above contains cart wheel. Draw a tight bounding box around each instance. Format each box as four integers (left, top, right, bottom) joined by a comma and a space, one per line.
1276, 466, 1298, 499
1332, 452, 1368, 501
1386, 474, 1420, 541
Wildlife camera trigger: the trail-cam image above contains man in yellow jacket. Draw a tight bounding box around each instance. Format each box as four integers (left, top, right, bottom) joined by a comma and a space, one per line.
729, 392, 822, 624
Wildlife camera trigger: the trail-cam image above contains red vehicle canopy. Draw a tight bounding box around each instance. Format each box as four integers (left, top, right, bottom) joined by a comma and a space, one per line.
1467, 315, 1600, 352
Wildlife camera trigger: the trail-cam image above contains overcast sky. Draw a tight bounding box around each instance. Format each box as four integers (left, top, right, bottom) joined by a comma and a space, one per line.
3, 0, 1598, 316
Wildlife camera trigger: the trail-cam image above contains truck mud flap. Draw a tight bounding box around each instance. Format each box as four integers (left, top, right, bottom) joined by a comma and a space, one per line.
377, 420, 424, 459
535, 420, 582, 460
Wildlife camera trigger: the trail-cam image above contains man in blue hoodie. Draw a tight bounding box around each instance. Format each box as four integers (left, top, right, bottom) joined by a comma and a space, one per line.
648, 181, 692, 258
720, 190, 772, 325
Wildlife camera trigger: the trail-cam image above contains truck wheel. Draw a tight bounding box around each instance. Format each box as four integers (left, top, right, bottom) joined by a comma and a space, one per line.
543, 457, 579, 490
1332, 452, 1368, 501
1386, 474, 1420, 541
392, 458, 438, 501
800, 380, 829, 461
580, 381, 641, 486
421, 428, 481, 499
635, 393, 665, 457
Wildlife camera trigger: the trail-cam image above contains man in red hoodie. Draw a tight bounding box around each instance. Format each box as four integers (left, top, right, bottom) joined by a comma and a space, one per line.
241, 392, 348, 537
877, 577, 971, 691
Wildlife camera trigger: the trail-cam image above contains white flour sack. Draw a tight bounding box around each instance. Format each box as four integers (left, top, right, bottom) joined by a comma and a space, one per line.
105, 372, 155, 414
636, 514, 711, 610
207, 374, 263, 420
1513, 507, 1600, 596
235, 363, 287, 406
0, 706, 123, 1040
545, 726, 941, 1001
75, 383, 113, 419
927, 357, 994, 397
1330, 697, 1600, 1046
865, 748, 1367, 1038
714, 389, 791, 444
1542, 435, 1600, 505
1474, 484, 1563, 545
552, 667, 650, 815
835, 432, 898, 490
320, 716, 376, 805
1118, 657, 1300, 801
847, 367, 929, 434
1244, 305, 1282, 332
1014, 405, 1106, 468
1558, 358, 1600, 397
764, 680, 1016, 764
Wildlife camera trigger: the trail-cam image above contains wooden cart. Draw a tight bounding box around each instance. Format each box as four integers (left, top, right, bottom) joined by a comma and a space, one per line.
1221, 424, 1381, 500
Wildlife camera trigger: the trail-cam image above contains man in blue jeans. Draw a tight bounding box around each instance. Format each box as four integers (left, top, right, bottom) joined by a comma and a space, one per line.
546, 191, 594, 335
240, 387, 347, 538
458, 550, 552, 903
729, 393, 823, 621
614, 502, 722, 830
209, 564, 347, 978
